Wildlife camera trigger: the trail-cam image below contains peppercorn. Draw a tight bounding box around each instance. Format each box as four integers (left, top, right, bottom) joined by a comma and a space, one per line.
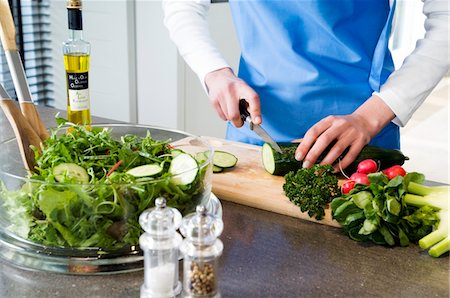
188, 261, 216, 296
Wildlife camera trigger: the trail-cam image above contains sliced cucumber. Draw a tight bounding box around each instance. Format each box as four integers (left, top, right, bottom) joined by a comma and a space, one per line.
210, 150, 237, 168
53, 163, 89, 184
169, 153, 199, 185
195, 151, 208, 164
126, 164, 162, 177
213, 165, 224, 173
171, 149, 184, 157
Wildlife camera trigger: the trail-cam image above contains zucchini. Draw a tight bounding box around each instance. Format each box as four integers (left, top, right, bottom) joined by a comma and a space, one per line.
126, 164, 162, 177
169, 153, 199, 185
53, 163, 89, 184
262, 142, 409, 176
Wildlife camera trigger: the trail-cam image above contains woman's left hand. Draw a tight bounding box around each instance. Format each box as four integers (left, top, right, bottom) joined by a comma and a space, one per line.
295, 95, 395, 171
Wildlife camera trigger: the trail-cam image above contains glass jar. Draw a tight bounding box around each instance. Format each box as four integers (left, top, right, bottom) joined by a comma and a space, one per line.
180, 205, 223, 298
139, 197, 182, 298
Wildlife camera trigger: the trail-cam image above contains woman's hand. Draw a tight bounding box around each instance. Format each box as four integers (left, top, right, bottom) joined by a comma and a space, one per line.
204, 67, 262, 127
295, 95, 395, 171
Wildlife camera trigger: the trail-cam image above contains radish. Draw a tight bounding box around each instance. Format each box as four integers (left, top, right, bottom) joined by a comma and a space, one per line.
383, 165, 406, 180
342, 180, 356, 194
357, 159, 378, 174
349, 172, 369, 185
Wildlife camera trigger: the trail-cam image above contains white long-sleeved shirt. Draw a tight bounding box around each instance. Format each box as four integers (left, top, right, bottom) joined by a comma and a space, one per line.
162, 0, 449, 127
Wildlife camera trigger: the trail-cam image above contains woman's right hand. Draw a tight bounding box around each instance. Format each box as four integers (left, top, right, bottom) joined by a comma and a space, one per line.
204, 67, 262, 127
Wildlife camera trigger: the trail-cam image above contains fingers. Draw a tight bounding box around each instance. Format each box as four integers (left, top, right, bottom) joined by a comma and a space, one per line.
295, 117, 333, 167
245, 93, 261, 125
205, 68, 261, 128
295, 115, 371, 170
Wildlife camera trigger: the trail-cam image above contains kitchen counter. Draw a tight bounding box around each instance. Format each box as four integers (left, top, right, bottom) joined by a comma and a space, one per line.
0, 105, 449, 298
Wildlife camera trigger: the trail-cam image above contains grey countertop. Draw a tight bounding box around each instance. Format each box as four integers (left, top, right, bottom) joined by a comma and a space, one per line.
0, 105, 449, 298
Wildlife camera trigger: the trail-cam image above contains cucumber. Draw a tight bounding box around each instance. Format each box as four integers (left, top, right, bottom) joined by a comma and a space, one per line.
262, 142, 409, 176
213, 165, 224, 173
209, 150, 238, 168
53, 163, 89, 184
196, 150, 237, 173
262, 143, 301, 176
195, 151, 208, 164
126, 164, 162, 177
169, 153, 199, 185
171, 149, 184, 157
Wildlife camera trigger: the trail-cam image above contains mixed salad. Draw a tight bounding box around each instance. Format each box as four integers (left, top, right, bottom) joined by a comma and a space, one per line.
0, 118, 209, 250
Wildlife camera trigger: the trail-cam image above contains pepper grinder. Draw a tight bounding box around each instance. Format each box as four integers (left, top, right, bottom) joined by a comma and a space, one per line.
180, 205, 224, 298
139, 197, 182, 298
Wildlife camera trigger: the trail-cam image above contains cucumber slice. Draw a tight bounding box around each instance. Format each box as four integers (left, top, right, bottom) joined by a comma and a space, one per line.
171, 149, 184, 157
210, 150, 237, 168
262, 143, 276, 175
213, 165, 224, 173
126, 164, 162, 177
195, 151, 208, 164
169, 153, 199, 185
53, 163, 89, 184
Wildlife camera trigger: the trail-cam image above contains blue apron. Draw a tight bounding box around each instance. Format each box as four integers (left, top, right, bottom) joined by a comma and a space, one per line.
226, 0, 399, 149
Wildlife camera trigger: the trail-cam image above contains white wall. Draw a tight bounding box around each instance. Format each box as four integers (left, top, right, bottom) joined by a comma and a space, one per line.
134, 1, 239, 137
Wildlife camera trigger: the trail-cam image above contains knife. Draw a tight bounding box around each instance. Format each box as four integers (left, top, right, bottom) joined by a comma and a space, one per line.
0, 0, 49, 140
239, 99, 283, 153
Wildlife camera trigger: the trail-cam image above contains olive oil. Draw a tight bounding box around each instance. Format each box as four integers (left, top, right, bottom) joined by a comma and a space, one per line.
63, 0, 91, 125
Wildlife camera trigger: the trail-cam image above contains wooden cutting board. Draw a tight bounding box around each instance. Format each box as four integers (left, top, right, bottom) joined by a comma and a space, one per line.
204, 136, 342, 228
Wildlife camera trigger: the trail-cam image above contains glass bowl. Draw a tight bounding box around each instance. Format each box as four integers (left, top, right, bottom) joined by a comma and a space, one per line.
0, 123, 222, 274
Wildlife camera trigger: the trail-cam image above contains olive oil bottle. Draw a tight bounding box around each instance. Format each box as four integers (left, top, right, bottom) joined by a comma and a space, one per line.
63, 0, 91, 125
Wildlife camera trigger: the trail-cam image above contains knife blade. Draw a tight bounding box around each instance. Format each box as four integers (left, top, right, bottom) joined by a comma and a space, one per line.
239, 99, 283, 153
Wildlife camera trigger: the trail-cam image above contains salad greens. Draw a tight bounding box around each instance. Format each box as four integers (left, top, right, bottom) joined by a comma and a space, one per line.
331, 172, 437, 247
0, 118, 208, 250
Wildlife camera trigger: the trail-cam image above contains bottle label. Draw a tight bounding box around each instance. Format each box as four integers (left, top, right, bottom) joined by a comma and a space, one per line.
67, 72, 89, 111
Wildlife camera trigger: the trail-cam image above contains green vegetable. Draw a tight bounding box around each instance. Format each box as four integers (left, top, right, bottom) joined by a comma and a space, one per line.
331, 172, 439, 249
126, 164, 163, 177
283, 164, 339, 220
262, 142, 409, 176
0, 118, 209, 250
210, 150, 238, 168
53, 163, 89, 183
404, 182, 449, 257
169, 153, 199, 185
195, 150, 237, 173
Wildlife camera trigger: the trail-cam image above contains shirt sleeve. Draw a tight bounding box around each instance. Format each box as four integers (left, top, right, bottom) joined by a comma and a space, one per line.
162, 0, 231, 91
374, 0, 450, 127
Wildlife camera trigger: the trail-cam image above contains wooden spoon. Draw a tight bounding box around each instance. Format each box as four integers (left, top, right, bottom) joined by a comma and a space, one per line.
0, 0, 49, 141
0, 84, 42, 172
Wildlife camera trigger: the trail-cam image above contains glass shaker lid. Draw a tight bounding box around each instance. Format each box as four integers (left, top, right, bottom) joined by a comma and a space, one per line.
139, 197, 182, 238
180, 205, 223, 245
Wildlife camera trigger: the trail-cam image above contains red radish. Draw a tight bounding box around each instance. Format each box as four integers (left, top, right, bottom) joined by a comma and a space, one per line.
383, 165, 406, 180
349, 172, 369, 185
357, 159, 378, 174
342, 180, 356, 194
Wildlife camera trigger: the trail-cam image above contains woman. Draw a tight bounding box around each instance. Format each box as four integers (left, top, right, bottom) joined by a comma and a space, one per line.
162, 0, 449, 170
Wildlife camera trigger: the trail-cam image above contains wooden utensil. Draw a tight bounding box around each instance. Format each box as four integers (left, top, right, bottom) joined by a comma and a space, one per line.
0, 83, 42, 172
0, 0, 49, 141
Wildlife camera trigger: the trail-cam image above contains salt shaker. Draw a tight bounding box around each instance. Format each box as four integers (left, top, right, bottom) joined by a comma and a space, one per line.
139, 197, 182, 298
180, 205, 224, 298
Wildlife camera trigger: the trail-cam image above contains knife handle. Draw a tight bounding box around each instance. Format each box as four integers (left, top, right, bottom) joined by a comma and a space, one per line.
239, 99, 250, 121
